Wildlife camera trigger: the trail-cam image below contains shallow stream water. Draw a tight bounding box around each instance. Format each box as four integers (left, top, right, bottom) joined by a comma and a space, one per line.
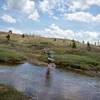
0, 63, 100, 100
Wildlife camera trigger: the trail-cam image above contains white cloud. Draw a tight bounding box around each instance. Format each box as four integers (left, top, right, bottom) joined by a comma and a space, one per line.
39, 0, 49, 13
87, 0, 100, 7
35, 24, 100, 42
39, 0, 66, 14
3, 0, 36, 14
68, 1, 89, 12
35, 24, 74, 39
3, 0, 40, 21
64, 12, 100, 23
0, 27, 23, 34
94, 14, 100, 22
28, 10, 39, 21
7, 27, 23, 34
53, 16, 59, 20
1, 15, 16, 23
0, 28, 8, 32
35, 24, 77, 39
76, 31, 100, 42
68, 0, 100, 12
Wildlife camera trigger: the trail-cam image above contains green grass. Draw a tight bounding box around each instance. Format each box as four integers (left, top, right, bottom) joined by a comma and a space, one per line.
0, 48, 25, 64
0, 84, 28, 100
38, 51, 100, 71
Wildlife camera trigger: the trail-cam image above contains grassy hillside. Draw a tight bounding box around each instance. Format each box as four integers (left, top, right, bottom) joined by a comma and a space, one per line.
0, 31, 100, 72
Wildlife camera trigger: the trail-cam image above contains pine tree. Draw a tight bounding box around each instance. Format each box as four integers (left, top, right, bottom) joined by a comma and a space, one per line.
9, 30, 12, 34
54, 38, 56, 41
72, 40, 77, 48
94, 42, 96, 46
22, 34, 25, 38
6, 34, 10, 41
82, 40, 85, 44
87, 41, 91, 51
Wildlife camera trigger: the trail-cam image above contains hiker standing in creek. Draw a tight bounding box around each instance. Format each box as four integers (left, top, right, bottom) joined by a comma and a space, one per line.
44, 49, 56, 76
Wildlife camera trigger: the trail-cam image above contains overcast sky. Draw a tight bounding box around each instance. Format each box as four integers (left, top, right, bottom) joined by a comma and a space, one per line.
0, 0, 100, 43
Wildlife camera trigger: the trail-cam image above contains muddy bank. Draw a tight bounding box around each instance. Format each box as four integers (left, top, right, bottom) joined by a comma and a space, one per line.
27, 57, 100, 77
56, 65, 100, 77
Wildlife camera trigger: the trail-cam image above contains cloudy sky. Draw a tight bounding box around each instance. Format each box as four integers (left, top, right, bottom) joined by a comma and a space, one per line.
0, 0, 100, 43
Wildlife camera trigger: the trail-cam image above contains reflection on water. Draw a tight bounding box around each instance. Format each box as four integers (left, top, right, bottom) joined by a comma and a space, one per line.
0, 63, 100, 100
45, 74, 52, 87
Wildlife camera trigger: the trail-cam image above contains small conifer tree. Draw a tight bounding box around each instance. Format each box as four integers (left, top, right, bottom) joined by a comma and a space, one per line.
87, 41, 91, 51
9, 30, 12, 34
82, 40, 85, 44
6, 34, 10, 41
54, 38, 56, 41
72, 40, 77, 48
22, 34, 25, 38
